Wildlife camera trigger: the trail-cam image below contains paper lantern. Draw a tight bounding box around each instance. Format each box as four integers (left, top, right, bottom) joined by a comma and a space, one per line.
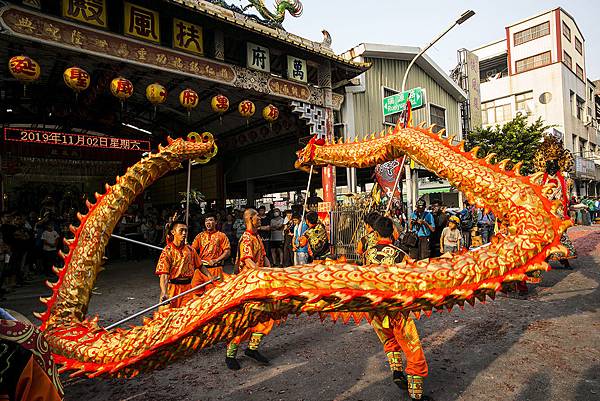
146, 83, 167, 105
238, 100, 255, 119
110, 77, 134, 100
8, 55, 40, 83
63, 67, 90, 93
210, 94, 229, 114
179, 89, 199, 110
262, 104, 279, 123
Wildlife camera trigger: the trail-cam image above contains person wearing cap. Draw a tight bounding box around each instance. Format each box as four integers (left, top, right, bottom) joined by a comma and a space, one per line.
440, 216, 462, 254
408, 199, 435, 260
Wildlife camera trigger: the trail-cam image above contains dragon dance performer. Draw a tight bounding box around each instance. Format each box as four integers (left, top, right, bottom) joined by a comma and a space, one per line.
0, 308, 64, 401
226, 208, 274, 370
191, 212, 231, 282
365, 217, 428, 401
533, 135, 577, 268
356, 211, 381, 264
155, 219, 212, 308
299, 211, 330, 261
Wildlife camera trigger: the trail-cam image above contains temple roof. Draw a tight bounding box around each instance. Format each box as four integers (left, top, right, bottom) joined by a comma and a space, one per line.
167, 0, 370, 74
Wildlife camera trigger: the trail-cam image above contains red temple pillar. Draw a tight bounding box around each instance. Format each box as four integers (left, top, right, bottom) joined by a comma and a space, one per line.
320, 61, 336, 206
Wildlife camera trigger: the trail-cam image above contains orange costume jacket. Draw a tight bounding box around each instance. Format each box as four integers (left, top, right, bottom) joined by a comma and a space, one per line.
155, 242, 208, 307
191, 230, 230, 280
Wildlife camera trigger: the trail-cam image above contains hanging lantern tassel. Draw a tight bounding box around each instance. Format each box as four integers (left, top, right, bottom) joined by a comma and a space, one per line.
179, 88, 199, 123
9, 55, 41, 97
211, 94, 229, 125
262, 104, 279, 129
110, 77, 134, 116
63, 66, 91, 103
238, 100, 255, 126
146, 83, 167, 120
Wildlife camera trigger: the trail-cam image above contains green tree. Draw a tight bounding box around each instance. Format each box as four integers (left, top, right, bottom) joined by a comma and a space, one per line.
466, 113, 550, 174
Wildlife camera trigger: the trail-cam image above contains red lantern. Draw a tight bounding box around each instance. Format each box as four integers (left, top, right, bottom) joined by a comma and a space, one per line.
262, 104, 279, 124
238, 100, 255, 120
110, 77, 134, 100
211, 94, 229, 114
63, 67, 90, 100
9, 55, 40, 83
146, 83, 167, 105
180, 89, 199, 119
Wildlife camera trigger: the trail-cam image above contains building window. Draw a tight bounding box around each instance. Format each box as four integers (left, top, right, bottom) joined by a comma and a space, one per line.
563, 51, 572, 69
429, 104, 446, 134
515, 51, 551, 73
513, 21, 550, 46
515, 91, 533, 113
562, 22, 571, 41
576, 96, 584, 120
481, 100, 512, 125
576, 64, 584, 81
575, 37, 583, 54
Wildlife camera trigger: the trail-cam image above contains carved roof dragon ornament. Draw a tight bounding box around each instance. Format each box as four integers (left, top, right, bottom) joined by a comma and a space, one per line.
242, 0, 303, 25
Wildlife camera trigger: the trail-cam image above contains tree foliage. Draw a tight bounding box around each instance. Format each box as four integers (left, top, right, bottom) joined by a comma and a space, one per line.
465, 113, 550, 174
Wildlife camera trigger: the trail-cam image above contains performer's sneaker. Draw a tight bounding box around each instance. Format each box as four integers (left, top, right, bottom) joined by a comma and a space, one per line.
392, 370, 407, 389
225, 357, 241, 370
244, 349, 270, 364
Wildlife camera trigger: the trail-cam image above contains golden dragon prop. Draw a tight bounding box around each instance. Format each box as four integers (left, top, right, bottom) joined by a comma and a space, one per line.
37, 123, 569, 379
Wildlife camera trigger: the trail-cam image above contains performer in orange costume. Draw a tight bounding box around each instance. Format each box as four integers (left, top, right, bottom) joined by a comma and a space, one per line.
365, 217, 428, 401
225, 208, 274, 371
191, 213, 231, 282
156, 220, 212, 308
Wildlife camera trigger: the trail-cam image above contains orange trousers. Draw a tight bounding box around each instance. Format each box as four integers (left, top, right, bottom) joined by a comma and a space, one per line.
371, 315, 428, 377
166, 283, 193, 308
230, 320, 274, 346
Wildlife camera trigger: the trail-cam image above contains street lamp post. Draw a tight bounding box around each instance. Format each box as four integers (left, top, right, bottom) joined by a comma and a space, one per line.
401, 9, 475, 216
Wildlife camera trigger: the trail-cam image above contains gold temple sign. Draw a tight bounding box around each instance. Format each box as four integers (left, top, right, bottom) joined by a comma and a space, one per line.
124, 2, 159, 43
173, 18, 203, 55
62, 0, 107, 28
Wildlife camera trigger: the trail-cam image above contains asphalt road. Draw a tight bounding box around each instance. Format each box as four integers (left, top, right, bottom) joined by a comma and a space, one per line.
3, 226, 599, 401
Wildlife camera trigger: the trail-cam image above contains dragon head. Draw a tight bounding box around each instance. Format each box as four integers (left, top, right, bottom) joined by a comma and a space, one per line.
166, 132, 218, 165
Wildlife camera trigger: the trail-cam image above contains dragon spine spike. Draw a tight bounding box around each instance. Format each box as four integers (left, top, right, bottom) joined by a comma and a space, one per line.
94, 192, 102, 200
427, 124, 436, 133
437, 128, 446, 138
469, 146, 480, 158
497, 159, 511, 170
33, 311, 44, 320
85, 200, 94, 210
484, 153, 497, 164
167, 136, 174, 144
457, 141, 465, 152
69, 225, 77, 235
512, 161, 523, 176
105, 183, 110, 191
417, 121, 427, 128
58, 250, 66, 260
528, 171, 545, 182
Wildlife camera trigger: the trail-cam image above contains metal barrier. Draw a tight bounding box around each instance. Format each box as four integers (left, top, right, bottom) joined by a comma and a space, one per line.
329, 207, 369, 262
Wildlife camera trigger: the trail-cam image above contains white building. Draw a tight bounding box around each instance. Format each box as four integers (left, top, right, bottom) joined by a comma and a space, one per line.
472, 7, 599, 196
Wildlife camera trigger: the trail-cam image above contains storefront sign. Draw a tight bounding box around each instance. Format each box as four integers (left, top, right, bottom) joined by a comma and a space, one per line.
62, 0, 107, 28
287, 56, 307, 83
124, 2, 159, 43
465, 50, 482, 129
4, 128, 150, 152
247, 42, 270, 72
173, 18, 203, 55
574, 156, 596, 179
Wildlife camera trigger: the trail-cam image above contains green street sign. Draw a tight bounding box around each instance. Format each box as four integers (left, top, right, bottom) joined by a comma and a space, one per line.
382, 87, 425, 117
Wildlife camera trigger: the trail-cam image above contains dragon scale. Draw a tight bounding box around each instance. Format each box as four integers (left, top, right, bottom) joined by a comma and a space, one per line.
37, 124, 568, 378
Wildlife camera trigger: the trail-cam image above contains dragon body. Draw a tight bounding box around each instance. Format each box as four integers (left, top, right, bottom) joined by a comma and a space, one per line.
38, 123, 569, 379
244, 0, 303, 24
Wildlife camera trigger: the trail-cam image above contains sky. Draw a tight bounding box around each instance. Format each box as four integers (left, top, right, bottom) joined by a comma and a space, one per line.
254, 0, 600, 80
